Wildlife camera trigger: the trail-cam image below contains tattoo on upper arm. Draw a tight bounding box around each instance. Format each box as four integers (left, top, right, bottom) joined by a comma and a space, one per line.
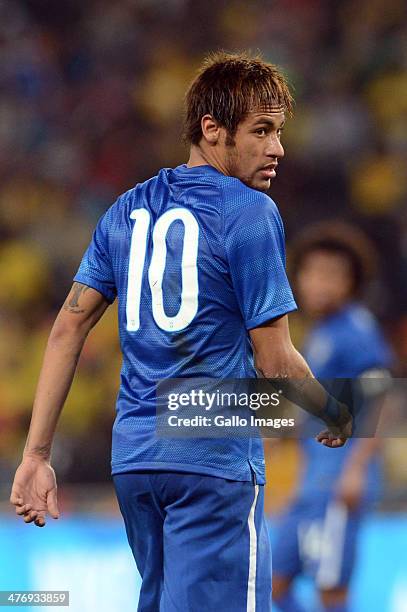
63, 283, 90, 314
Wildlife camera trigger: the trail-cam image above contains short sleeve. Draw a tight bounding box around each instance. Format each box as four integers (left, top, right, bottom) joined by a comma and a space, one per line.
224, 191, 297, 329
73, 210, 117, 303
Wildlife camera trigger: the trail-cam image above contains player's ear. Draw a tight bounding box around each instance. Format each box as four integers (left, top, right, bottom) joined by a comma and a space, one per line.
201, 114, 221, 145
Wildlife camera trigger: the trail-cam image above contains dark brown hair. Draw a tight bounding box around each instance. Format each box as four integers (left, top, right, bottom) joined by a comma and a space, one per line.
289, 221, 377, 296
183, 51, 294, 145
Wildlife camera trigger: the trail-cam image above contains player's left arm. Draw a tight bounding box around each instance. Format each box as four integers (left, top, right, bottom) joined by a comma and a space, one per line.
10, 282, 110, 526
23, 282, 110, 456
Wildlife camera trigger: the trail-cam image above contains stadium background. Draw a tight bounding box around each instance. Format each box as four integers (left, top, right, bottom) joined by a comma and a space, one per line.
0, 0, 406, 610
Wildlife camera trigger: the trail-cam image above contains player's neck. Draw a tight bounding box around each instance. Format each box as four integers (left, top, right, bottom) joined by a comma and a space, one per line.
187, 145, 228, 176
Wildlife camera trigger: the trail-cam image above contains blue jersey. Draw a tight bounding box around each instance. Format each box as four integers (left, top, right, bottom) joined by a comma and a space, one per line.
298, 303, 392, 502
74, 164, 297, 483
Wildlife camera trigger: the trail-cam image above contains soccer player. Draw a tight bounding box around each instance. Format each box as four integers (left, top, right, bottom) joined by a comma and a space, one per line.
272, 222, 393, 612
11, 53, 349, 611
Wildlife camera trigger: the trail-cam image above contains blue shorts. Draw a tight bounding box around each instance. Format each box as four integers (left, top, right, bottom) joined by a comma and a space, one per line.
272, 499, 362, 589
113, 472, 271, 611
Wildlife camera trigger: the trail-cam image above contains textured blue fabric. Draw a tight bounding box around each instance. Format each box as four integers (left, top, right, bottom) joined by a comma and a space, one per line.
273, 591, 307, 612
113, 472, 271, 612
74, 164, 296, 482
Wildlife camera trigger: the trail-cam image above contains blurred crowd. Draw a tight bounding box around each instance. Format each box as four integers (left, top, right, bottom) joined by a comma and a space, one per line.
0, 0, 406, 496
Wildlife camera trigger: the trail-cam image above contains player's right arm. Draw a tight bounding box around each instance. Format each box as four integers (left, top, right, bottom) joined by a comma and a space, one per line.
10, 282, 110, 527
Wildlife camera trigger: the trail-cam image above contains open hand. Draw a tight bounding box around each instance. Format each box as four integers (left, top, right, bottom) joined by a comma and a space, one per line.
10, 457, 59, 527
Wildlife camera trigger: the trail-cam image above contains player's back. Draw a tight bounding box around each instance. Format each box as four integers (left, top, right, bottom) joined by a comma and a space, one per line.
115, 164, 256, 390
74, 163, 297, 482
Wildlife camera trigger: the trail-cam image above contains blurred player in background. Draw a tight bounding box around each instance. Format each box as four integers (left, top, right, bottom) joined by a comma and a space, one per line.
10, 53, 351, 612
272, 222, 393, 612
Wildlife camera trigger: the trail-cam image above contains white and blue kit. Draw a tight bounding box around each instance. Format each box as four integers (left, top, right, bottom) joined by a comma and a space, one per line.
272, 304, 392, 591
74, 164, 297, 611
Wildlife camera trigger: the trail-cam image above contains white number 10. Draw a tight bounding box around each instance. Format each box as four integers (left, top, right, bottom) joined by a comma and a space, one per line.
126, 208, 199, 332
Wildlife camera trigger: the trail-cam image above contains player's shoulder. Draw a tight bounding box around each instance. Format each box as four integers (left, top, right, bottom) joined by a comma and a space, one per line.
221, 183, 283, 237
341, 303, 380, 337
222, 179, 279, 213
334, 303, 392, 359
103, 172, 164, 220
93, 190, 132, 237
182, 168, 281, 221
321, 304, 377, 346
